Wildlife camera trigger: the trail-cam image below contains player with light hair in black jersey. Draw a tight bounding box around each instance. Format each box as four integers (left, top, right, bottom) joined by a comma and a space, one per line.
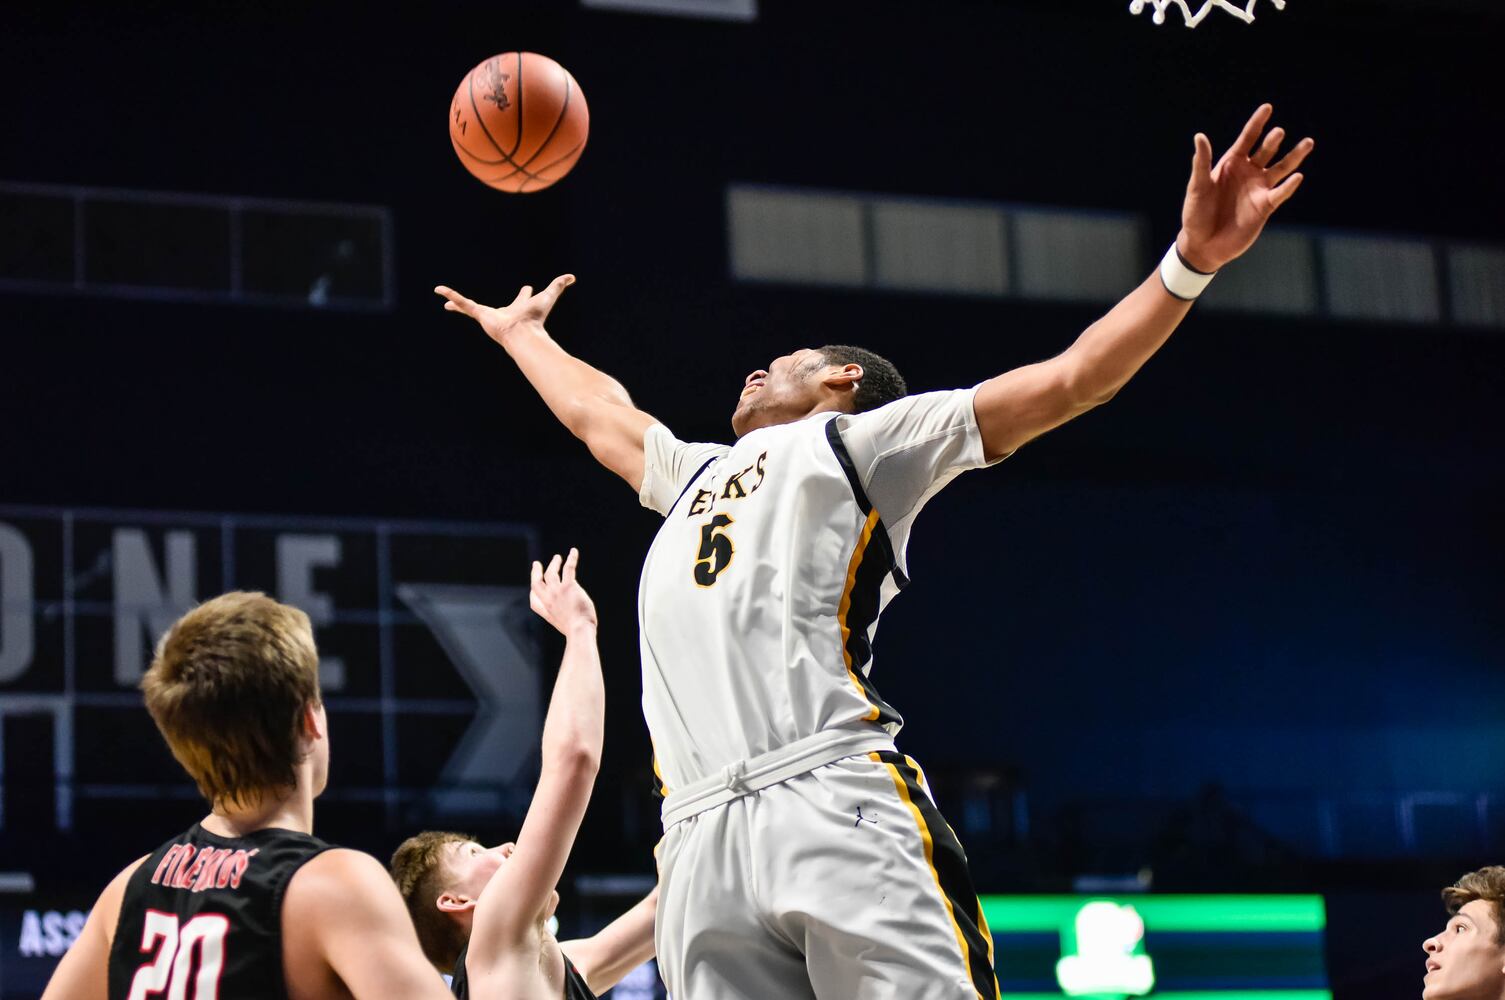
43, 591, 452, 1000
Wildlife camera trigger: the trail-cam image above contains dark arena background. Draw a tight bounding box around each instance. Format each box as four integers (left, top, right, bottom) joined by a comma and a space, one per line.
1, 2, 1502, 997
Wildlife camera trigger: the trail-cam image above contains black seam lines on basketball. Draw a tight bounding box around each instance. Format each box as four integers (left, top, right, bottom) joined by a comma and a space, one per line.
513, 51, 544, 191
511, 50, 524, 158
463, 55, 547, 185
465, 69, 538, 179
515, 139, 587, 192
877, 752, 999, 1000
532, 138, 586, 176
515, 69, 584, 190
519, 70, 571, 172
453, 139, 548, 185
464, 68, 520, 168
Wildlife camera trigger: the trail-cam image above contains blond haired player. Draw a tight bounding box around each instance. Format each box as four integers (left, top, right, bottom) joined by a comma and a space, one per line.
42, 592, 452, 1000
438, 105, 1313, 999
1424, 867, 1505, 999
391, 550, 656, 1000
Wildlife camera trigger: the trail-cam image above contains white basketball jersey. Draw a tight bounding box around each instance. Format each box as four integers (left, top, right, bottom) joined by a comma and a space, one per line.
637, 387, 998, 792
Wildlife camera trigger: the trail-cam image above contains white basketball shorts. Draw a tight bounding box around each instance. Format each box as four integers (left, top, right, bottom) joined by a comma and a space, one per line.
654, 751, 999, 1000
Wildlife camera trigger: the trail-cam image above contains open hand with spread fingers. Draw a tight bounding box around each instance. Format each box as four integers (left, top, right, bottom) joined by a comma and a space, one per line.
435, 274, 576, 347
1177, 104, 1314, 274
529, 548, 598, 636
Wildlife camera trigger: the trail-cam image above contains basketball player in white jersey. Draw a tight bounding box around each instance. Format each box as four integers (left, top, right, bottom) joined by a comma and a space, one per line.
436, 104, 1312, 999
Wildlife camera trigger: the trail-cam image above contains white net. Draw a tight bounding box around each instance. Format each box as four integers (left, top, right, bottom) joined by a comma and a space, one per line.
1129, 0, 1286, 27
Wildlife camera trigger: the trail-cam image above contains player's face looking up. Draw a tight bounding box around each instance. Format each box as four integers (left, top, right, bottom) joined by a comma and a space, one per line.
439, 839, 561, 921
445, 839, 512, 895
731, 348, 862, 438
1422, 900, 1505, 999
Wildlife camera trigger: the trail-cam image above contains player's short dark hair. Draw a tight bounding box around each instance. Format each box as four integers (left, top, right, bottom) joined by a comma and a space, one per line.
815, 345, 908, 413
1443, 866, 1505, 945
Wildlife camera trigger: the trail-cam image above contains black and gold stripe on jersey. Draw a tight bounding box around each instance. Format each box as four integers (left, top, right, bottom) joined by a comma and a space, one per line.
826, 419, 904, 728
870, 751, 1000, 1000
652, 751, 670, 799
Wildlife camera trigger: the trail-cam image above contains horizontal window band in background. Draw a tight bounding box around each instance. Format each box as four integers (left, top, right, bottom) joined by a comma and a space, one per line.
0, 180, 394, 312
727, 183, 1505, 330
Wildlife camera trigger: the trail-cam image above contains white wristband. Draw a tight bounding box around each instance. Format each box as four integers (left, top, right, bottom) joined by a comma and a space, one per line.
1159, 243, 1217, 301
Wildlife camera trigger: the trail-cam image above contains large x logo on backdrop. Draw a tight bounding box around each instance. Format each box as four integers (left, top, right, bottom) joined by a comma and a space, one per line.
397, 583, 540, 810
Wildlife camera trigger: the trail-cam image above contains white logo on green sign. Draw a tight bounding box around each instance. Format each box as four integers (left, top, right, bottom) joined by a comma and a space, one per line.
1055, 901, 1156, 998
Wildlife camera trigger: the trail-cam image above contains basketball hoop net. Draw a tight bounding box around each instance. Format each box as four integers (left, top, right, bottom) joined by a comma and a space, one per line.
1130, 0, 1286, 27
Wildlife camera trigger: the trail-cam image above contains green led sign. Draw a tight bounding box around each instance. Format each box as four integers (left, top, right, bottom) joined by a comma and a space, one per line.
981, 896, 1327, 934
978, 895, 1331, 1000
1056, 901, 1155, 997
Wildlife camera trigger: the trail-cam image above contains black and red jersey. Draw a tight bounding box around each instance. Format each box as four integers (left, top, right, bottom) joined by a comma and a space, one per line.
106, 822, 332, 1000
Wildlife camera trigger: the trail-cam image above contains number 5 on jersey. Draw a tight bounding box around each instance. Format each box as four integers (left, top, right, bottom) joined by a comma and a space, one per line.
693, 514, 734, 587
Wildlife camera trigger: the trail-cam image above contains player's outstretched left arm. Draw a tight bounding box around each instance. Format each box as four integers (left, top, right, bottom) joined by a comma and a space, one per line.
558, 885, 660, 994
468, 550, 605, 971
973, 104, 1313, 460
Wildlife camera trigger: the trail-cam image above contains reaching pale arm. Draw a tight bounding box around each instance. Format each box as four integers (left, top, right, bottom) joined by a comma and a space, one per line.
974, 104, 1313, 460
559, 885, 660, 994
469, 551, 605, 958
436, 277, 658, 490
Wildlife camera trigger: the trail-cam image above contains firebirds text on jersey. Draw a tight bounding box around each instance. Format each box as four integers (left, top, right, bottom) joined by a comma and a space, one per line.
149, 843, 260, 893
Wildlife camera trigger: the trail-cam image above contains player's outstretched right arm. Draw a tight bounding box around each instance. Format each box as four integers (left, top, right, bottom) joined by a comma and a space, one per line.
468, 550, 605, 974
436, 276, 658, 491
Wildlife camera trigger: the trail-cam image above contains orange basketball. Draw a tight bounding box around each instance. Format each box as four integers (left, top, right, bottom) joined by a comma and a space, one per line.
449, 52, 589, 194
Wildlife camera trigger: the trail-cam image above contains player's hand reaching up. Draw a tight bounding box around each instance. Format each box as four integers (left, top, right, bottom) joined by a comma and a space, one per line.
435, 274, 575, 346
529, 548, 598, 636
1177, 104, 1314, 273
